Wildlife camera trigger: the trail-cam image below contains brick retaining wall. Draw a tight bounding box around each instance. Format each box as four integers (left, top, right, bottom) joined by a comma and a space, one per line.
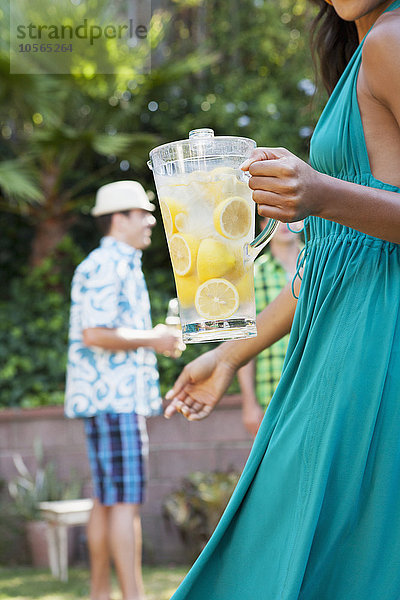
0, 395, 253, 564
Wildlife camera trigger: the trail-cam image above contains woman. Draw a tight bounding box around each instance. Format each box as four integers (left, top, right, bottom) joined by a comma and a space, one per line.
166, 1, 400, 598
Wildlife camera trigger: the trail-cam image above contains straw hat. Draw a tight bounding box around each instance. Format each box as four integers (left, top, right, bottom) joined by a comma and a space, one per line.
91, 181, 155, 216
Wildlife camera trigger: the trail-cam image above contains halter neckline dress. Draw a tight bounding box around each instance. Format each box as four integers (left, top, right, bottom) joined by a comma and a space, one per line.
171, 3, 400, 598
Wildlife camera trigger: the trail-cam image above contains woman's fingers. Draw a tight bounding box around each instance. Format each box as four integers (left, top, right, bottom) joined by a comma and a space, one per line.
179, 399, 208, 420
249, 175, 295, 195
240, 150, 270, 170
191, 400, 205, 412
250, 189, 297, 221
164, 387, 190, 418
241, 147, 293, 171
164, 399, 182, 419
180, 404, 195, 418
178, 396, 196, 417
248, 158, 295, 178
165, 386, 211, 419
256, 204, 291, 221
246, 155, 304, 222
241, 146, 319, 224
186, 405, 214, 421
165, 366, 192, 401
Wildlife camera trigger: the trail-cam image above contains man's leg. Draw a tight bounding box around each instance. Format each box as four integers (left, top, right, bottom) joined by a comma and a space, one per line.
87, 498, 111, 600
109, 503, 145, 600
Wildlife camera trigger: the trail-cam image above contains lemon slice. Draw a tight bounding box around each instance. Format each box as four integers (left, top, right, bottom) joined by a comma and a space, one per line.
197, 238, 235, 282
170, 234, 198, 276
159, 198, 186, 237
175, 212, 188, 232
214, 196, 252, 239
195, 278, 239, 320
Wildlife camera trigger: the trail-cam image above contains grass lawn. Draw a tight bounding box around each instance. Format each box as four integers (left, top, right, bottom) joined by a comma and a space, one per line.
0, 565, 188, 599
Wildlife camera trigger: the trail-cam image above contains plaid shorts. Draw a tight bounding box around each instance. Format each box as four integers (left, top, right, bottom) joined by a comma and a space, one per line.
84, 412, 149, 506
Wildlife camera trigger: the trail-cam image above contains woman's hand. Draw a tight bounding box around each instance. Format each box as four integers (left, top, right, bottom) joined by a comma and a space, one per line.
164, 348, 237, 421
241, 147, 324, 222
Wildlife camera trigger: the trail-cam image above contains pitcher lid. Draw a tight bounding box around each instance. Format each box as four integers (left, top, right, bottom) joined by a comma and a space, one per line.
149, 128, 256, 163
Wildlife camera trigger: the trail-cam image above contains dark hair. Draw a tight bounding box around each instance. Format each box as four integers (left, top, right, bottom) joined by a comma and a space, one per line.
309, 0, 358, 95
95, 210, 131, 236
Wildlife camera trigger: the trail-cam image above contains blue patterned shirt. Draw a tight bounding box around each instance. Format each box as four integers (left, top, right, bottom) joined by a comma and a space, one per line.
65, 236, 162, 418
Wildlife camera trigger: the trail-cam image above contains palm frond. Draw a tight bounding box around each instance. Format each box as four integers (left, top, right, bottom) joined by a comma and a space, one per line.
144, 50, 220, 88
0, 160, 43, 203
91, 133, 141, 156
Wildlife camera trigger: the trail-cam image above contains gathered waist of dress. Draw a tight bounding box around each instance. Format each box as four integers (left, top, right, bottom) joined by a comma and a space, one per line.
305, 216, 399, 253
303, 168, 399, 252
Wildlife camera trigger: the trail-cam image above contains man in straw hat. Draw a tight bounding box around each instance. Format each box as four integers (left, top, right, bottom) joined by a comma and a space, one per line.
65, 181, 183, 600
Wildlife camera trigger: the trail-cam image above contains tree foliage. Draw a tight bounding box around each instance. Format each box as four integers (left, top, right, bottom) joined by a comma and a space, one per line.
0, 0, 323, 408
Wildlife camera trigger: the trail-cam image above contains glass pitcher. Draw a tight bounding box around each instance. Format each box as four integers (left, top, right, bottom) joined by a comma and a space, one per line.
148, 128, 278, 343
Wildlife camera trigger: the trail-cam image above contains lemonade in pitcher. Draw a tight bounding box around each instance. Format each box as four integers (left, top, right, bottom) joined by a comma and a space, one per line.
157, 166, 256, 342
148, 129, 278, 343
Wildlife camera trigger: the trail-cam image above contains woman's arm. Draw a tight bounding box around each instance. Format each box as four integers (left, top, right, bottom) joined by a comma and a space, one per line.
242, 149, 400, 244
164, 281, 297, 420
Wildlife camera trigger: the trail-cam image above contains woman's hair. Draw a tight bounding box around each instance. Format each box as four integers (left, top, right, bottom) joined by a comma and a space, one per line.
309, 0, 359, 95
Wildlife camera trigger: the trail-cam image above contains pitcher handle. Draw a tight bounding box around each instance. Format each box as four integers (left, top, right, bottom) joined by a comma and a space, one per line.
244, 218, 279, 263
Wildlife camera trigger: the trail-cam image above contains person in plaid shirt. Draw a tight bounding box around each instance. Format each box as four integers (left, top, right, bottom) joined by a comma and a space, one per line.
238, 220, 303, 436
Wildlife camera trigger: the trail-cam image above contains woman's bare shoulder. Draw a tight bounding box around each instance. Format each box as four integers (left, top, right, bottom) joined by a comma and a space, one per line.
361, 9, 400, 113
363, 8, 400, 57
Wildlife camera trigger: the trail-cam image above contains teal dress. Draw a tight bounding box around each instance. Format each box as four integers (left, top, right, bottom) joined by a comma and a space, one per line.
171, 3, 400, 598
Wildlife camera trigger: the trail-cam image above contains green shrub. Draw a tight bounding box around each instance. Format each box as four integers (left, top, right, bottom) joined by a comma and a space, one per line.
0, 236, 83, 409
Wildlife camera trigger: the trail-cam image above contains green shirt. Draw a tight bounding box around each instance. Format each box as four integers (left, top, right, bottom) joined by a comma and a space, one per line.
254, 252, 290, 409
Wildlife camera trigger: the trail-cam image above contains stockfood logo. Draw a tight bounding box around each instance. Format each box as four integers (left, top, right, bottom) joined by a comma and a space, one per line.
10, 0, 152, 75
